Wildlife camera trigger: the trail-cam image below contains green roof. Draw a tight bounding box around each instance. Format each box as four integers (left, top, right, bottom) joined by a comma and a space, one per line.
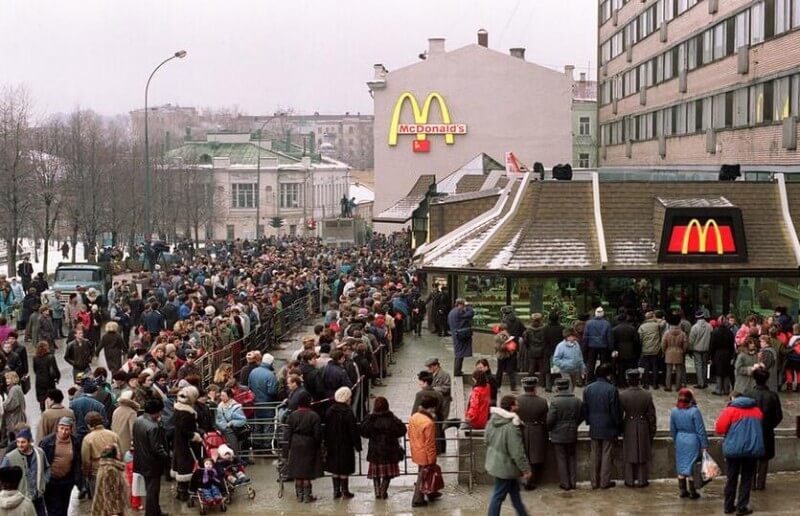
166, 140, 323, 166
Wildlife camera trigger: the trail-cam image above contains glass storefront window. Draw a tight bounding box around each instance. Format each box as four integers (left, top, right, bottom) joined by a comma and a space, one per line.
457, 275, 507, 330
730, 277, 800, 320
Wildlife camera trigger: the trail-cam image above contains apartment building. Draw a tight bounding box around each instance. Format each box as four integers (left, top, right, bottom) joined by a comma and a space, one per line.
598, 0, 800, 174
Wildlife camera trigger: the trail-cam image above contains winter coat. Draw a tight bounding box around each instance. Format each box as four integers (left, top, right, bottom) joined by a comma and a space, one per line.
81, 426, 120, 476
542, 322, 564, 358
448, 306, 474, 358
38, 315, 56, 347
286, 407, 323, 479
0, 446, 48, 500
494, 331, 515, 361
709, 327, 735, 378
516, 393, 548, 464
465, 384, 490, 430
661, 328, 688, 365
584, 316, 613, 350
524, 324, 545, 359
552, 340, 585, 374
215, 400, 247, 432
39, 433, 81, 486
132, 413, 170, 478
70, 394, 106, 438
411, 387, 444, 421
746, 385, 782, 459
0, 489, 36, 516
619, 387, 656, 464
32, 353, 59, 399
247, 363, 278, 403
715, 396, 765, 459
431, 368, 452, 419
64, 337, 93, 372
613, 322, 640, 360
484, 407, 530, 479
408, 410, 437, 466
547, 392, 583, 444
360, 410, 406, 465
2, 385, 27, 431
638, 318, 664, 356
689, 319, 712, 353
669, 406, 708, 476
321, 362, 353, 399
759, 347, 779, 392
323, 402, 362, 475
734, 352, 757, 394
37, 404, 75, 441
96, 331, 126, 373
110, 398, 139, 455
91, 458, 128, 516
172, 402, 200, 481
581, 378, 622, 440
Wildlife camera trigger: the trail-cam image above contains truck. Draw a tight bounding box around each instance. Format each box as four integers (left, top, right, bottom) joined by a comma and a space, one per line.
51, 262, 113, 305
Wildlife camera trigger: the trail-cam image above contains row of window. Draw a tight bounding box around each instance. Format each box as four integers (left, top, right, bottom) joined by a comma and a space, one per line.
599, 0, 800, 106
600, 0, 700, 57
601, 74, 800, 145
231, 183, 306, 209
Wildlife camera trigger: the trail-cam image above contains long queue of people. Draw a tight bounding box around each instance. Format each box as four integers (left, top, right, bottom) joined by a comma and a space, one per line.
0, 233, 419, 516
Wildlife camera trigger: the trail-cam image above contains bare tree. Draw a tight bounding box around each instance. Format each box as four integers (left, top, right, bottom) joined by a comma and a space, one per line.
174, 164, 218, 246
29, 120, 66, 273
0, 86, 33, 276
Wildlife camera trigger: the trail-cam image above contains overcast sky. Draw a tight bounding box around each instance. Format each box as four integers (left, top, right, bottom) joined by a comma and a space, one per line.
1, 0, 596, 117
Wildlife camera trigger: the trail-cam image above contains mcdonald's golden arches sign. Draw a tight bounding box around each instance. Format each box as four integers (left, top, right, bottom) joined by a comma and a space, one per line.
658, 207, 747, 263
388, 92, 467, 152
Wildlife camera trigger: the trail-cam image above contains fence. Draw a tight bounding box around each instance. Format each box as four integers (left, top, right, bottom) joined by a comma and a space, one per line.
195, 288, 321, 387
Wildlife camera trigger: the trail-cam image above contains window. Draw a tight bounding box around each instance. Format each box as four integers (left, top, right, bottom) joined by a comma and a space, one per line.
579, 153, 590, 168
713, 23, 727, 60
713, 92, 731, 129
664, 107, 674, 136
733, 88, 750, 127
793, 75, 800, 117
774, 77, 791, 120
279, 183, 303, 209
600, 1, 612, 24
776, 0, 791, 33
750, 83, 769, 124
579, 117, 591, 135
752, 1, 766, 44
702, 97, 712, 130
702, 29, 713, 64
735, 11, 750, 52
687, 38, 698, 70
664, 47, 677, 80
675, 103, 687, 135
231, 183, 257, 209
794, 0, 800, 27
687, 101, 698, 132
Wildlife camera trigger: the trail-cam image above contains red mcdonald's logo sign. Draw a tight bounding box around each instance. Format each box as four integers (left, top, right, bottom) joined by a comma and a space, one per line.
667, 218, 737, 255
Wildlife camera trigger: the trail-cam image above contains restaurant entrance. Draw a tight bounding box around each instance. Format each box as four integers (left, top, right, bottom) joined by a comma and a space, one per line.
662, 278, 729, 322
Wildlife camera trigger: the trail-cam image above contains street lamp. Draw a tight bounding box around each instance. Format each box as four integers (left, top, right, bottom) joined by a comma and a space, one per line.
144, 49, 187, 242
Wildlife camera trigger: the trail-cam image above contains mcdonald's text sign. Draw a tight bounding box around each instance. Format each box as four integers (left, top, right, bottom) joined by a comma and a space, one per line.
388, 92, 467, 152
658, 209, 747, 263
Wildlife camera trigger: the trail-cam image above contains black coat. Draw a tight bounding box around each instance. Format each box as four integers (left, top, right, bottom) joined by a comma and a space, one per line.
613, 322, 641, 360
747, 385, 783, 459
516, 393, 549, 464
360, 411, 406, 464
547, 392, 583, 443
619, 387, 656, 463
133, 413, 170, 477
542, 323, 564, 357
286, 407, 323, 480
96, 331, 127, 373
172, 406, 200, 480
323, 403, 362, 475
581, 378, 622, 440
709, 327, 735, 378
32, 353, 59, 395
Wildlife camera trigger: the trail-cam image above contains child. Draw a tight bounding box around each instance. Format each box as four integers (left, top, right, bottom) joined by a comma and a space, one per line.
215, 444, 251, 485
199, 458, 225, 502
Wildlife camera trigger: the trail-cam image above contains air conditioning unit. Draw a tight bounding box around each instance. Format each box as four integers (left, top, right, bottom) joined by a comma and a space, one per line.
709, 0, 719, 14
626, 46, 633, 63
660, 23, 668, 43
738, 48, 750, 74
679, 69, 688, 93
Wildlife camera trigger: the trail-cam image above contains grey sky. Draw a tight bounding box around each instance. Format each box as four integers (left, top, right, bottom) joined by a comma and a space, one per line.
1, 0, 597, 117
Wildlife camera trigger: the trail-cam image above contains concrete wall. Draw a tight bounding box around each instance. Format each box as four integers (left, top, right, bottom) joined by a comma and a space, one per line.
429, 195, 498, 241
373, 43, 572, 229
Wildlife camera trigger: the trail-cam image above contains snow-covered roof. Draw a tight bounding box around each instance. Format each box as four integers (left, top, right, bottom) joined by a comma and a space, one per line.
350, 182, 374, 205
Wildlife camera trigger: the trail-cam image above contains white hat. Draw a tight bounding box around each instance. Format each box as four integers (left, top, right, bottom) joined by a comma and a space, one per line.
334, 386, 352, 404
217, 444, 234, 459
595, 307, 604, 317
262, 353, 275, 366
204, 306, 216, 317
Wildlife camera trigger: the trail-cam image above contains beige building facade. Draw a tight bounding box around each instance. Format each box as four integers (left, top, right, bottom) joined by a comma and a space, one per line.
369, 32, 573, 228
598, 0, 800, 174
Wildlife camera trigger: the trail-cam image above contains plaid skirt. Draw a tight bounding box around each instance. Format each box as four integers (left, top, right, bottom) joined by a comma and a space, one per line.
367, 462, 400, 479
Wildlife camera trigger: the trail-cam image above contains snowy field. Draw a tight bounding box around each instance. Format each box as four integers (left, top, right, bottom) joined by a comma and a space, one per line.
0, 239, 86, 277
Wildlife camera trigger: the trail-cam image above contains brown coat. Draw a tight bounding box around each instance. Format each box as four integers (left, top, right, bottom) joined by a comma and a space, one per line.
619, 386, 657, 464
91, 458, 129, 516
110, 398, 139, 455
81, 427, 121, 476
37, 404, 75, 440
408, 410, 437, 466
515, 393, 549, 464
661, 328, 688, 365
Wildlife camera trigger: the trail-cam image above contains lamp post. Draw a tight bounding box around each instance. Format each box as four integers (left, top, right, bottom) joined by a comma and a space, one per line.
144, 49, 187, 242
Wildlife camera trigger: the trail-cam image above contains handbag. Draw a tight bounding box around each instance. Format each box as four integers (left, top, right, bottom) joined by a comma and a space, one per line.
20, 374, 31, 395
420, 464, 444, 494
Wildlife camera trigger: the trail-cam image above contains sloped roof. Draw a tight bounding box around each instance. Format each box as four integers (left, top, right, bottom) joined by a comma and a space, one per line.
374, 175, 436, 223
436, 153, 504, 194
166, 141, 299, 165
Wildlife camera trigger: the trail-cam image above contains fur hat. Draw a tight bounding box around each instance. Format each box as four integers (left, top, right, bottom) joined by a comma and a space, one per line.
334, 386, 352, 404
177, 386, 199, 405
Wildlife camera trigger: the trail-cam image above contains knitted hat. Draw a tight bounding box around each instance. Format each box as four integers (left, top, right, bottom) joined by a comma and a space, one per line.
262, 353, 275, 366
334, 386, 352, 404
16, 428, 33, 441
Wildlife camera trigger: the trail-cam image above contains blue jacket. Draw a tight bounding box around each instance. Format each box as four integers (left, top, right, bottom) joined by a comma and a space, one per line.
715, 396, 765, 459
553, 340, 586, 373
179, 303, 191, 320
581, 378, 622, 440
584, 316, 613, 350
70, 394, 107, 437
215, 401, 248, 431
248, 363, 278, 403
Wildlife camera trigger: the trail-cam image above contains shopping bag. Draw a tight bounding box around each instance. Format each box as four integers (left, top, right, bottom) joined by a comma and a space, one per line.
420, 464, 444, 494
700, 450, 721, 483
131, 472, 146, 497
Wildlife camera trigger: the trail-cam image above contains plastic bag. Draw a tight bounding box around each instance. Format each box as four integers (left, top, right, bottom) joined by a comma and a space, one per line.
700, 450, 721, 483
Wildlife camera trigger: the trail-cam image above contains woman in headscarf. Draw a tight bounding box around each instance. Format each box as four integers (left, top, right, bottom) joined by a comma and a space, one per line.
669, 388, 709, 500
360, 396, 406, 499
323, 386, 362, 499
91, 444, 128, 516
97, 321, 126, 374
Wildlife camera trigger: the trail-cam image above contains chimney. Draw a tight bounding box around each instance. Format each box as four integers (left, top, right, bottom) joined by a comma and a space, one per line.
477, 29, 488, 47
509, 48, 526, 60
579, 72, 587, 82
428, 38, 445, 55
564, 64, 575, 80
373, 63, 387, 80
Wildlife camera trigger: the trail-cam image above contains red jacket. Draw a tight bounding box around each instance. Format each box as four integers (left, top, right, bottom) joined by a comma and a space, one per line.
465, 384, 490, 429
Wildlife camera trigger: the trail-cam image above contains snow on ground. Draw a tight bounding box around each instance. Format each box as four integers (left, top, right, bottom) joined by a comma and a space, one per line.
0, 239, 85, 277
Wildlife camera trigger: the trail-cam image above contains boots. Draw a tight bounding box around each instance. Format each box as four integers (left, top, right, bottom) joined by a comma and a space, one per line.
341, 477, 354, 498
679, 478, 689, 498
379, 477, 390, 499
332, 477, 342, 499
295, 482, 303, 502
303, 484, 317, 503
176, 481, 189, 501
687, 479, 700, 499
373, 478, 381, 499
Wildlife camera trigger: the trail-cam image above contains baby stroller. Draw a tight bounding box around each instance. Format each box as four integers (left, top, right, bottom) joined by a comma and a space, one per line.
187, 463, 228, 514
203, 432, 256, 502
